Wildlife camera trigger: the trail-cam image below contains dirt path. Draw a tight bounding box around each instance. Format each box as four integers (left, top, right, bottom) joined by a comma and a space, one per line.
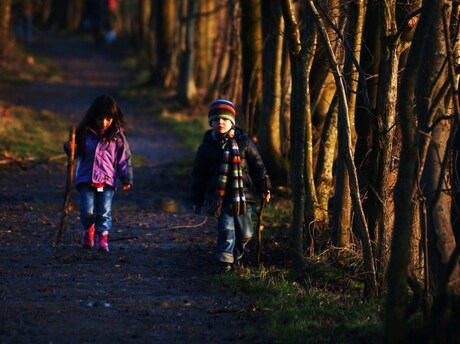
0, 33, 265, 343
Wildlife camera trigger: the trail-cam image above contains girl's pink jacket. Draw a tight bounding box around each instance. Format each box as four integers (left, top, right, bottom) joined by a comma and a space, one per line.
74, 128, 133, 189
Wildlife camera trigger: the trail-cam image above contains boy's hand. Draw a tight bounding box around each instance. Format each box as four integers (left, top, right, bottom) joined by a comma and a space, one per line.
263, 191, 271, 203
122, 184, 131, 191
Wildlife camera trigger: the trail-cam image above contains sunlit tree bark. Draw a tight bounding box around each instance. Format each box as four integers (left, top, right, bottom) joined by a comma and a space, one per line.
418, 3, 460, 339
301, 5, 319, 251
177, 0, 197, 105
314, 95, 338, 226
310, 0, 340, 234
385, 1, 434, 341
206, 2, 232, 101
153, 0, 178, 88
196, 0, 215, 89
366, 0, 400, 288
259, 1, 287, 182
221, 2, 242, 104
307, 0, 377, 295
324, 0, 352, 249
280, 41, 291, 162
139, 0, 152, 43
0, 0, 12, 57
280, 0, 306, 266
240, 0, 262, 135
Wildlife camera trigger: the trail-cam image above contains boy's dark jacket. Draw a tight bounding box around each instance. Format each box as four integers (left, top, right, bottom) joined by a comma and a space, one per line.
191, 127, 270, 208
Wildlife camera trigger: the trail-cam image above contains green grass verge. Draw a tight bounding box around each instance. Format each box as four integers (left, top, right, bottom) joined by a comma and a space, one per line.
0, 43, 63, 84
216, 264, 383, 343
158, 112, 208, 152
0, 103, 148, 168
0, 106, 71, 160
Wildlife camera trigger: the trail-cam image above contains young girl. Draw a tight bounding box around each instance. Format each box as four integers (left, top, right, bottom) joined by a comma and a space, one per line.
66, 95, 133, 252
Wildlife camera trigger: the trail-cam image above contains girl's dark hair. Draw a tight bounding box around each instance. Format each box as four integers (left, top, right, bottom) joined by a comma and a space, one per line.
76, 95, 125, 150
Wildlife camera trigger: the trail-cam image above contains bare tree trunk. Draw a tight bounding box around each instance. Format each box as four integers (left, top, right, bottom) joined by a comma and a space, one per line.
280, 0, 306, 267
384, 1, 431, 340
314, 95, 338, 226
119, 0, 136, 38
309, 0, 339, 145
419, 4, 460, 340
355, 0, 379, 226
329, 0, 351, 249
67, 0, 85, 32
152, 0, 178, 88
138, 0, 152, 44
240, 0, 262, 136
177, 0, 197, 105
331, 154, 351, 247
310, 0, 340, 233
195, 0, 215, 89
307, 0, 377, 295
259, 1, 287, 182
40, 0, 52, 23
221, 2, 242, 104
367, 0, 400, 289
280, 41, 291, 163
329, 0, 366, 250
0, 0, 12, 57
345, 0, 365, 145
206, 1, 234, 101
301, 7, 319, 254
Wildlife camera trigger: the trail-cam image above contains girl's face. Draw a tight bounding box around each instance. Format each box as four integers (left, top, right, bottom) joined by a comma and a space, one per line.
211, 117, 233, 135
96, 116, 113, 132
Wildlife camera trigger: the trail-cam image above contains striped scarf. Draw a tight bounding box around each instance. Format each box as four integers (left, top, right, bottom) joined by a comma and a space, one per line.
208, 134, 246, 217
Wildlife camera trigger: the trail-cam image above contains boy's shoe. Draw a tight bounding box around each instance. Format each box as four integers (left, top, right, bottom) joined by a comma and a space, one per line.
217, 262, 232, 273
96, 231, 109, 252
81, 225, 95, 249
232, 259, 242, 271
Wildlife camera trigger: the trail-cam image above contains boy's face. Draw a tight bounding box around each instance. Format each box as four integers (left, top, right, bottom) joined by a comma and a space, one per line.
211, 117, 233, 134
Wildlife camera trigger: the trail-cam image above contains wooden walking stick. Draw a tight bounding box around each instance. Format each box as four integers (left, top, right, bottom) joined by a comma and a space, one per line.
256, 175, 269, 266
55, 126, 76, 245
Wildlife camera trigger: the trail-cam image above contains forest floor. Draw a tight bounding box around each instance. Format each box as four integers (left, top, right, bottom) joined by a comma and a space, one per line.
0, 32, 269, 343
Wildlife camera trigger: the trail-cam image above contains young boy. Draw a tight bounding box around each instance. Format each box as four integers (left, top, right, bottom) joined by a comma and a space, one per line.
191, 99, 271, 272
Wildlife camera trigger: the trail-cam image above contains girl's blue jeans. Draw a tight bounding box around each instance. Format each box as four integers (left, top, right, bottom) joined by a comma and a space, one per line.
79, 184, 115, 233
216, 203, 253, 263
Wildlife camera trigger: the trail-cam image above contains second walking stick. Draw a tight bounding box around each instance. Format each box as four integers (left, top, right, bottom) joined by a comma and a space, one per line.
55, 126, 76, 245
256, 175, 269, 266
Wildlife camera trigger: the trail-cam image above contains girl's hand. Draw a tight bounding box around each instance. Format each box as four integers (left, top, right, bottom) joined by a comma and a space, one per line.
122, 184, 131, 191
63, 141, 76, 155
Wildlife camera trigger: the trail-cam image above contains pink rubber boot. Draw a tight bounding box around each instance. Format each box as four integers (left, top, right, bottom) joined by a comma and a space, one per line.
81, 225, 95, 249
96, 231, 109, 252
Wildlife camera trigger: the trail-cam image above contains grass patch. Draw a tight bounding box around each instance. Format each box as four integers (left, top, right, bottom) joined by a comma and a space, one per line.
0, 43, 63, 84
0, 106, 71, 160
216, 263, 383, 343
159, 111, 209, 151
0, 104, 149, 168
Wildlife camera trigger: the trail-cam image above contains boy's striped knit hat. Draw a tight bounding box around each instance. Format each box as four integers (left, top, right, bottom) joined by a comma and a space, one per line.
208, 99, 236, 126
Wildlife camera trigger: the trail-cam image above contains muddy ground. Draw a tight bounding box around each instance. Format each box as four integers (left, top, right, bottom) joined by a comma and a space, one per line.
0, 32, 268, 343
